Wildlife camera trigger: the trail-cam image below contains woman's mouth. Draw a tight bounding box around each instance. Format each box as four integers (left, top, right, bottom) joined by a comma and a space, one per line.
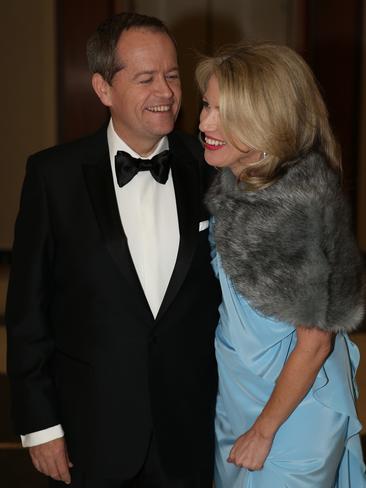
203, 134, 226, 151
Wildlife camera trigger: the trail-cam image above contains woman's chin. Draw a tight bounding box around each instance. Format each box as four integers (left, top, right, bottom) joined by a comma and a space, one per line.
204, 152, 224, 168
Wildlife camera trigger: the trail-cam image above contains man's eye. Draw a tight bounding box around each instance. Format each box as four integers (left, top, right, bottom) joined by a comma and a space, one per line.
166, 74, 179, 80
140, 78, 153, 84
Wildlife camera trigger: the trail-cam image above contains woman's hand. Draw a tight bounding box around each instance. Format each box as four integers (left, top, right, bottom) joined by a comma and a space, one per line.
227, 326, 333, 471
227, 426, 274, 470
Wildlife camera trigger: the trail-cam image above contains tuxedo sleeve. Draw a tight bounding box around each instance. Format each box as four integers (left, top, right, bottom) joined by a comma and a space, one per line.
5, 156, 61, 435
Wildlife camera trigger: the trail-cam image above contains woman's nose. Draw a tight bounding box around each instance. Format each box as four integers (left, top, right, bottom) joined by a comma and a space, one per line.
199, 109, 218, 132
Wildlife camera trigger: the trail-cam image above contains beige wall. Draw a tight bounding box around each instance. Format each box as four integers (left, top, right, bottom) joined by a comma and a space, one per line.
0, 0, 56, 249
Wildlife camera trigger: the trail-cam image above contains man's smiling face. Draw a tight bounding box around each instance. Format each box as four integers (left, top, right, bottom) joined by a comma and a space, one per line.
97, 28, 181, 155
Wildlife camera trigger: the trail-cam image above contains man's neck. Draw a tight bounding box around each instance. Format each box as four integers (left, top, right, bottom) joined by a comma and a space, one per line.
111, 124, 163, 157
108, 120, 169, 159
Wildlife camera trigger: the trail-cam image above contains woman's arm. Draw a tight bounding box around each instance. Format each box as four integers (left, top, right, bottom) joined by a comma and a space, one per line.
228, 326, 334, 470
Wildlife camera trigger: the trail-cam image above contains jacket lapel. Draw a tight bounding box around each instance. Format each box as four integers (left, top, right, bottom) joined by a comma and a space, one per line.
82, 130, 154, 324
156, 133, 200, 322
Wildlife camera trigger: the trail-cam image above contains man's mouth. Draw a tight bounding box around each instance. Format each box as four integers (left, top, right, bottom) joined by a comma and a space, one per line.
146, 105, 171, 112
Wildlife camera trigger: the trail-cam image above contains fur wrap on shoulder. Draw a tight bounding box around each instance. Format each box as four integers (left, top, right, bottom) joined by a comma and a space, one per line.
205, 151, 365, 332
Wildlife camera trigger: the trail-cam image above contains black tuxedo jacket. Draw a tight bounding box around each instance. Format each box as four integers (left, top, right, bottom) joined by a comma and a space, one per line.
6, 127, 221, 478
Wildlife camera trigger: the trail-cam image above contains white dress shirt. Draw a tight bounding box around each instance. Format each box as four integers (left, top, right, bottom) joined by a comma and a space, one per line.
21, 119, 180, 447
108, 120, 179, 317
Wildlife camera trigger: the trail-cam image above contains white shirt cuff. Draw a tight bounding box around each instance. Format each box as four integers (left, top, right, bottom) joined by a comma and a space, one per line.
21, 424, 64, 447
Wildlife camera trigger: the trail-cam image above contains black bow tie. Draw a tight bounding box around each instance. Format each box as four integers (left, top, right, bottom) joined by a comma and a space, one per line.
115, 150, 171, 187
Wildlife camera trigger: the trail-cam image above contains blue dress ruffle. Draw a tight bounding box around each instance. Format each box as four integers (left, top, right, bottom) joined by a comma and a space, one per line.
213, 251, 366, 487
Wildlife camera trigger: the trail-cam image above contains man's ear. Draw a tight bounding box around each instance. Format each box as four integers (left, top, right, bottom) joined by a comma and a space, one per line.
92, 73, 112, 107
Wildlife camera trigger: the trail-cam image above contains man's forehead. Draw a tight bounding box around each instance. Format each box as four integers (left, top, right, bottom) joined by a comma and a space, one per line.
117, 28, 176, 51
115, 29, 178, 71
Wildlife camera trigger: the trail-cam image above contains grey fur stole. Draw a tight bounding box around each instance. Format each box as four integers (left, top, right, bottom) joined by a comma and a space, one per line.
206, 152, 365, 332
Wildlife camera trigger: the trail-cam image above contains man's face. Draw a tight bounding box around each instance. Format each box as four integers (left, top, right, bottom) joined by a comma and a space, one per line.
96, 28, 181, 155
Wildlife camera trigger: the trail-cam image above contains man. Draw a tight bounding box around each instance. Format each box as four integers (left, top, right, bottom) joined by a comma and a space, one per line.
6, 12, 220, 487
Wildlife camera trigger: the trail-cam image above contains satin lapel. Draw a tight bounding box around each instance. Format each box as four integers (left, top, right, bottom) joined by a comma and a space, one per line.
82, 136, 154, 324
155, 134, 200, 322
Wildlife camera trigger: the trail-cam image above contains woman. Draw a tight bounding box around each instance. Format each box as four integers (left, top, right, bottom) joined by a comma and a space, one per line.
196, 42, 366, 487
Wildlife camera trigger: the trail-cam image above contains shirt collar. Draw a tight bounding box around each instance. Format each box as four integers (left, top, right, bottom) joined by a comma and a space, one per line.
107, 119, 169, 161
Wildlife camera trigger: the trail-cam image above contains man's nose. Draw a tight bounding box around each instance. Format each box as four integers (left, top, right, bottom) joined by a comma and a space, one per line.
155, 77, 174, 97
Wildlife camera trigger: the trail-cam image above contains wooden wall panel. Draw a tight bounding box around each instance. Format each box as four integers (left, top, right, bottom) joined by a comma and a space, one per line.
57, 0, 114, 142
358, 5, 366, 251
55, 0, 364, 239
306, 0, 363, 210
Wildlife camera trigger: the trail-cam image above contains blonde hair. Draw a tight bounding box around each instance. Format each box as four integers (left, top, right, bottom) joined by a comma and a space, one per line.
196, 42, 341, 189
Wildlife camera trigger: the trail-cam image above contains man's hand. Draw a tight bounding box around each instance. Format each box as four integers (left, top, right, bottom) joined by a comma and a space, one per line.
29, 437, 73, 484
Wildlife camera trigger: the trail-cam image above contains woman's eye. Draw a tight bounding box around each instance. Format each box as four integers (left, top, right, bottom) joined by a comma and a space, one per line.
202, 100, 209, 108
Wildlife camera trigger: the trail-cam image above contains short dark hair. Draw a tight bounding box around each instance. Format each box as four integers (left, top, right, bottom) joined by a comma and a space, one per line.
86, 12, 176, 84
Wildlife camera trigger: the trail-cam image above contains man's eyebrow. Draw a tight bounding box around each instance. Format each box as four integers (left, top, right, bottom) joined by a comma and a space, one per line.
132, 67, 180, 80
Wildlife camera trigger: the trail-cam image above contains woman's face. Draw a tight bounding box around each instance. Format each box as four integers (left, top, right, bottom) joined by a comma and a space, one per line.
199, 75, 262, 176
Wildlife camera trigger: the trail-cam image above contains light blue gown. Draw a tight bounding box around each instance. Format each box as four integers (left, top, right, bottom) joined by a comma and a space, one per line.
213, 250, 366, 487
